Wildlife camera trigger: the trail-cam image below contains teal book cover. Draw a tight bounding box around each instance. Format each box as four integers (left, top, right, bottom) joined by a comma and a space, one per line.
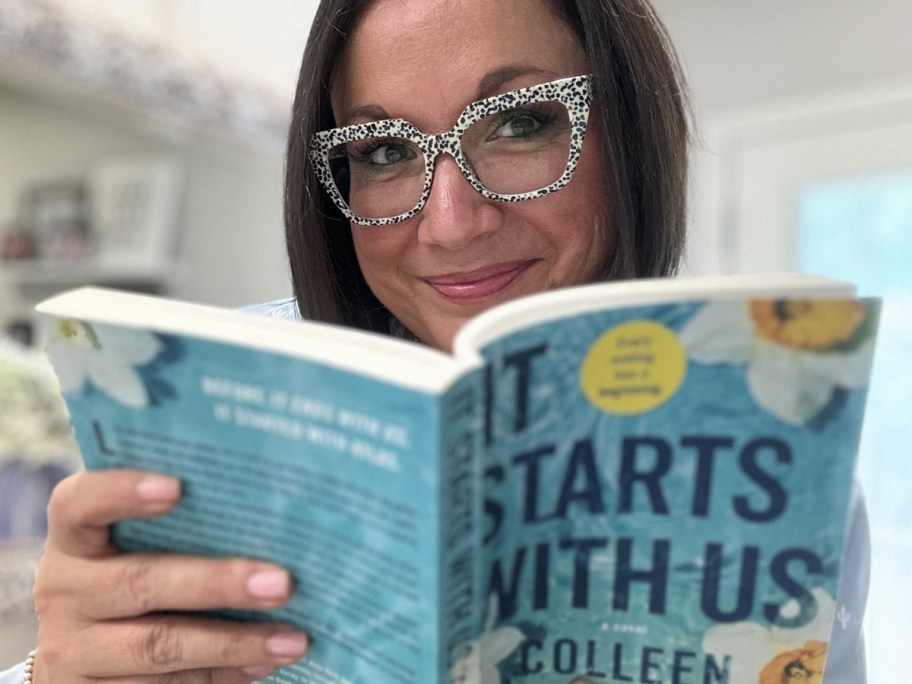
44, 310, 463, 684
463, 296, 878, 684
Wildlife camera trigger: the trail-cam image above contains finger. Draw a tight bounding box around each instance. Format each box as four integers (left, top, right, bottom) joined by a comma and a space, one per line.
58, 554, 296, 620
172, 664, 280, 684
98, 665, 278, 684
66, 614, 308, 677
46, 470, 181, 557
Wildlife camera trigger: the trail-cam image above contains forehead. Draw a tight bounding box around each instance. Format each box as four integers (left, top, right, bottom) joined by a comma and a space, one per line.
331, 0, 588, 127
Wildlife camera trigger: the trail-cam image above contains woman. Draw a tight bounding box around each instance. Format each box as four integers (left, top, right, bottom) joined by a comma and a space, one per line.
2, 0, 867, 682
283, 0, 687, 350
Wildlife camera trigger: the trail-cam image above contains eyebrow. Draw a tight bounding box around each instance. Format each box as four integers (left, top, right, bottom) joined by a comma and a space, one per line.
343, 103, 391, 124
340, 64, 555, 125
475, 64, 554, 100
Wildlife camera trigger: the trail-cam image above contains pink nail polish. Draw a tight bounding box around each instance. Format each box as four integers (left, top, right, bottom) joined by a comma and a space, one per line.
241, 665, 275, 679
135, 475, 180, 502
265, 632, 309, 658
247, 570, 290, 600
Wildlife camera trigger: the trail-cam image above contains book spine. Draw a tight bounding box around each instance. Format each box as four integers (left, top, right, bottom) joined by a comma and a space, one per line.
438, 371, 483, 683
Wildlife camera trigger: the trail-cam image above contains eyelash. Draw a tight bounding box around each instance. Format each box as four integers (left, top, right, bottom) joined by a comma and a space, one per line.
347, 138, 412, 164
495, 105, 557, 135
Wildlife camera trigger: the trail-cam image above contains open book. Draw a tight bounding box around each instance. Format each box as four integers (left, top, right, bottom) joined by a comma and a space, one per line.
37, 274, 879, 684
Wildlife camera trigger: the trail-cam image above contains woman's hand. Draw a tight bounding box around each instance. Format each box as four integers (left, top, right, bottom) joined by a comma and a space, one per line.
32, 469, 310, 683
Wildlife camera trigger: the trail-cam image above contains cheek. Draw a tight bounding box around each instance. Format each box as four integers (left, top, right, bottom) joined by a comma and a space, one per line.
350, 227, 416, 303
573, 122, 613, 219
352, 229, 399, 277
565, 126, 616, 262
533, 144, 614, 277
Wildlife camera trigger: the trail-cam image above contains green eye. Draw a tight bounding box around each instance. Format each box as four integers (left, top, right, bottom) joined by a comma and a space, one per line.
494, 107, 556, 139
498, 114, 543, 138
350, 139, 417, 166
370, 143, 414, 165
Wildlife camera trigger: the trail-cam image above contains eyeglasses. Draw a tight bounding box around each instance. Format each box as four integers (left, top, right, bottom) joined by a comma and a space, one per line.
309, 74, 593, 226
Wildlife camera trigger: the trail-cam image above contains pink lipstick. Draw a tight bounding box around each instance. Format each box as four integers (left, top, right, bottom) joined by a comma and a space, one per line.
423, 260, 537, 303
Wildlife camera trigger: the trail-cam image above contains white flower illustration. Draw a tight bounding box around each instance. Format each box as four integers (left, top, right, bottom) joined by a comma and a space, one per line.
702, 587, 835, 684
46, 319, 163, 408
679, 299, 876, 425
449, 594, 526, 684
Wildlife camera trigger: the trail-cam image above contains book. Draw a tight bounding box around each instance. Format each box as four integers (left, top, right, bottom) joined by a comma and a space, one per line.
36, 273, 880, 684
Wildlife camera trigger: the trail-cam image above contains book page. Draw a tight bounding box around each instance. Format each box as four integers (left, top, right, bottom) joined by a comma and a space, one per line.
46, 320, 448, 684
454, 273, 855, 357
37, 287, 468, 392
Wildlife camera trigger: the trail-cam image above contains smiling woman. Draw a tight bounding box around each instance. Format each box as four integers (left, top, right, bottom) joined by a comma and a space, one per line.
0, 1, 868, 683
286, 0, 690, 348
353, 74, 605, 345
306, 0, 614, 350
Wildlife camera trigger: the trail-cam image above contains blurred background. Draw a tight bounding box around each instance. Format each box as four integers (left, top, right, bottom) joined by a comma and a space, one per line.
1, 0, 910, 678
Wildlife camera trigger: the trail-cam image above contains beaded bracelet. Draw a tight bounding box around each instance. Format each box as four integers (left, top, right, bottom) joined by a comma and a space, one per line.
23, 649, 36, 684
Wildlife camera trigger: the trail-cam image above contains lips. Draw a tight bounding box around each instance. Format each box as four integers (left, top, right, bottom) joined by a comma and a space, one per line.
422, 260, 538, 303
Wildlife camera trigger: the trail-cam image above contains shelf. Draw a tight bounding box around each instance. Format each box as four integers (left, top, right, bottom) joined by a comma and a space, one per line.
0, 259, 173, 288
0, 0, 289, 153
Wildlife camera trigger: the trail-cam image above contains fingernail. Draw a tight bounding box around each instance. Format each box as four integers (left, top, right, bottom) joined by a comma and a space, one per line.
241, 665, 275, 679
247, 570, 291, 600
266, 631, 309, 658
136, 475, 180, 502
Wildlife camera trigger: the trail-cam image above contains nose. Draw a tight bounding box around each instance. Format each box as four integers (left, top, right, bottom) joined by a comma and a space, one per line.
416, 155, 502, 249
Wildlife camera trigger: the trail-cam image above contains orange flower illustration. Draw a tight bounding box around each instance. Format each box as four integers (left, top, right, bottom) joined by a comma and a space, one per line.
680, 298, 876, 425
759, 640, 827, 684
749, 300, 866, 350
702, 588, 837, 684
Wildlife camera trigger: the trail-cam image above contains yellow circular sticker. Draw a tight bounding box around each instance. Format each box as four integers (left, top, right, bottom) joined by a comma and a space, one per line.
580, 320, 687, 414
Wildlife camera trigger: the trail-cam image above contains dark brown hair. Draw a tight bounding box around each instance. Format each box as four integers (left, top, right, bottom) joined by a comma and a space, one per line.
285, 0, 690, 333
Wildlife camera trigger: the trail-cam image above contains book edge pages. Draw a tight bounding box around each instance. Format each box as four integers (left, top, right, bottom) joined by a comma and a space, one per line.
35, 287, 470, 393
453, 272, 857, 356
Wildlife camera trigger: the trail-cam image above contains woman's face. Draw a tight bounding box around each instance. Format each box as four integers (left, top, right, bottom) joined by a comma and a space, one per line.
332, 0, 615, 351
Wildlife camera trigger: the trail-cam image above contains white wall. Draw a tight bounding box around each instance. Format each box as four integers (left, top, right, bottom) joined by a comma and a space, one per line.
47, 0, 317, 106
650, 0, 912, 275
54, 0, 912, 120
174, 135, 288, 307
653, 0, 912, 116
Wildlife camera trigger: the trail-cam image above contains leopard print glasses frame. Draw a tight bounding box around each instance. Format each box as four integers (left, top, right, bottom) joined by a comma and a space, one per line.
309, 74, 593, 226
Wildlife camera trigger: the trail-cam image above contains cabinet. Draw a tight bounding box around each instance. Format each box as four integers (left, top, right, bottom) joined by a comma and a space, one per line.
0, 88, 185, 337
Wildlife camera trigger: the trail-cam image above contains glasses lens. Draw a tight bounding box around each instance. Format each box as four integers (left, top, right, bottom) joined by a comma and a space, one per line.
461, 100, 572, 196
328, 137, 425, 220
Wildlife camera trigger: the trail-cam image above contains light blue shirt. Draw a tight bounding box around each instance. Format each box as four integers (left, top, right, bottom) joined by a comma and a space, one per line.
0, 298, 869, 683
0, 664, 23, 683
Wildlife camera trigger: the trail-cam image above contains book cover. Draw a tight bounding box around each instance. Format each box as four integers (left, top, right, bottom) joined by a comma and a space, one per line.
45, 313, 461, 684
460, 294, 878, 684
37, 276, 879, 684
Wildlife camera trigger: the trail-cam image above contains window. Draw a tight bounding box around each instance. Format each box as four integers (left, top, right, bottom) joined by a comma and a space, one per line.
798, 169, 912, 683
696, 90, 912, 682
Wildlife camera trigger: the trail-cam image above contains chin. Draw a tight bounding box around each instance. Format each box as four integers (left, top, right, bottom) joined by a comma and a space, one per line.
422, 318, 469, 353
